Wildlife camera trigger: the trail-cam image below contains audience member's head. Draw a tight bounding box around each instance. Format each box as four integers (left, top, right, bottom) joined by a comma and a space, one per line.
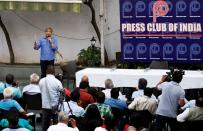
46, 65, 55, 75
71, 89, 80, 102
85, 104, 101, 119
196, 96, 203, 108
103, 115, 114, 131
81, 75, 89, 83
6, 74, 14, 85
97, 91, 105, 103
58, 112, 69, 124
55, 73, 63, 82
144, 88, 153, 97
3, 87, 13, 99
138, 78, 147, 90
129, 112, 144, 130
30, 73, 40, 84
172, 70, 183, 83
81, 105, 103, 131
7, 109, 19, 129
88, 87, 98, 101
105, 79, 114, 89
111, 88, 119, 99
79, 81, 89, 89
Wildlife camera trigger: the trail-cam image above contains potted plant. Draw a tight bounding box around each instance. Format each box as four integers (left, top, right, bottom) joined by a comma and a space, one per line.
77, 44, 101, 67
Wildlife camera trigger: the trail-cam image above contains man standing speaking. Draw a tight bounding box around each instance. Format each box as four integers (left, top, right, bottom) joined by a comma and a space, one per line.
34, 27, 58, 78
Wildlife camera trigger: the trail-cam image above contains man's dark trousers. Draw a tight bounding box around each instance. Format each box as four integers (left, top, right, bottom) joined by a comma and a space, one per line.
40, 60, 54, 78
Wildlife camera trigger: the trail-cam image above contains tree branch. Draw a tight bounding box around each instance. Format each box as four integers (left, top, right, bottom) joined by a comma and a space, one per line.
84, 0, 109, 65
0, 16, 15, 64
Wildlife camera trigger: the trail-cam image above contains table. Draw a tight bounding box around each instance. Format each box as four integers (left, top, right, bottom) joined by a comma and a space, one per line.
76, 68, 203, 89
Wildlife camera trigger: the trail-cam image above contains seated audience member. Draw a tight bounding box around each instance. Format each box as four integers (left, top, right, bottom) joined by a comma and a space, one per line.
88, 87, 98, 102
80, 104, 103, 131
47, 112, 79, 131
131, 78, 156, 100
177, 96, 203, 122
0, 74, 14, 93
79, 81, 94, 108
62, 89, 84, 117
2, 109, 29, 131
81, 75, 89, 84
22, 73, 40, 95
128, 88, 157, 115
181, 88, 203, 110
85, 92, 113, 118
94, 116, 114, 131
0, 74, 22, 99
102, 79, 126, 101
181, 99, 196, 110
105, 88, 127, 110
0, 87, 25, 115
124, 112, 145, 131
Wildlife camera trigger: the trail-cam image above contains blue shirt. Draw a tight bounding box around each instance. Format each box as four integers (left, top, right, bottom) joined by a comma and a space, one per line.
0, 82, 6, 94
131, 89, 156, 100
104, 98, 127, 110
10, 87, 22, 99
35, 36, 58, 60
0, 99, 23, 111
131, 90, 144, 99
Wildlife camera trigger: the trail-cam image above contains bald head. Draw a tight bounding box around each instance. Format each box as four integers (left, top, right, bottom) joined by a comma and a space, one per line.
81, 75, 89, 83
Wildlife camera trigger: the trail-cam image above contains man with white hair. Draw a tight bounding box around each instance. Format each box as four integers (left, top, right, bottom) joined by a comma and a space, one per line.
23, 73, 41, 95
102, 79, 126, 101
47, 112, 79, 131
0, 87, 26, 114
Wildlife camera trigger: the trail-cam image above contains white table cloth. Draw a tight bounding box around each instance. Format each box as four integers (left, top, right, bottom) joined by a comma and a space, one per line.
76, 68, 203, 89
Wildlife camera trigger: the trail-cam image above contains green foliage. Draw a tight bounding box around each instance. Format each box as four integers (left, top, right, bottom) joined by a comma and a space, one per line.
77, 45, 101, 66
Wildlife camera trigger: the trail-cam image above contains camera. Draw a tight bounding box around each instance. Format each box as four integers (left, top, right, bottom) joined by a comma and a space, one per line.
166, 69, 185, 82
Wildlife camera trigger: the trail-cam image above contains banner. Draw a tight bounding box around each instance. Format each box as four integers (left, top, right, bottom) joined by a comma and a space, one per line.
120, 0, 203, 63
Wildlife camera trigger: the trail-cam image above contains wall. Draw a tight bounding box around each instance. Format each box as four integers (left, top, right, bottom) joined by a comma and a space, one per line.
0, 0, 121, 64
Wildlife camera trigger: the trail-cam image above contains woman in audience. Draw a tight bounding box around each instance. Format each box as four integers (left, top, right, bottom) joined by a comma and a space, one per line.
177, 96, 203, 122
22, 73, 40, 95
